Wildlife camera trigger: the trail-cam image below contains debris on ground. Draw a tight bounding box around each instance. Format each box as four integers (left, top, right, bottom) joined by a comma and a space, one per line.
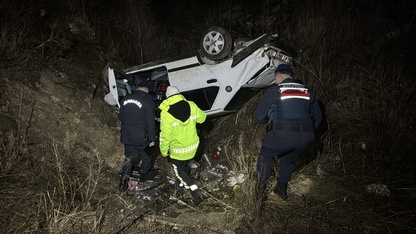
125, 146, 246, 209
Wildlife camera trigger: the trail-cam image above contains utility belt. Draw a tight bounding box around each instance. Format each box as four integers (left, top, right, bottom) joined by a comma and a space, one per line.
271, 123, 314, 132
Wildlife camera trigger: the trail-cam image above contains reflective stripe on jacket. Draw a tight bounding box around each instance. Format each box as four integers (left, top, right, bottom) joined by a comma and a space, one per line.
158, 94, 206, 161
254, 79, 322, 129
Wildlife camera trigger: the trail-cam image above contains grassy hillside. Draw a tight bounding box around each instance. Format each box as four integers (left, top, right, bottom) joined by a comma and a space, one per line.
1, 0, 415, 232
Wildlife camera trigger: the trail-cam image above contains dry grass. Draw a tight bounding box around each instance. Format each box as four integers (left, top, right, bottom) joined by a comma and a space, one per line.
0, 1, 97, 67
281, 0, 416, 231
202, 0, 416, 232
1, 0, 415, 233
289, 1, 416, 179
204, 94, 265, 227
0, 132, 28, 177
0, 3, 34, 66
0, 130, 105, 233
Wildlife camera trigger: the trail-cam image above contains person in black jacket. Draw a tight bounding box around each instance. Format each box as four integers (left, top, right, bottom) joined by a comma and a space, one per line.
118, 81, 157, 192
254, 64, 322, 200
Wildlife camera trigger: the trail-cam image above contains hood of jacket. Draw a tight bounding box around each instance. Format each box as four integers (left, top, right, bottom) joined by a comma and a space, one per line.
159, 94, 190, 124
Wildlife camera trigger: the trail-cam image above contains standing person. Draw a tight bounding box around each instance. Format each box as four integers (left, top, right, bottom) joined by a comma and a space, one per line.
159, 86, 207, 205
118, 81, 158, 192
254, 64, 322, 200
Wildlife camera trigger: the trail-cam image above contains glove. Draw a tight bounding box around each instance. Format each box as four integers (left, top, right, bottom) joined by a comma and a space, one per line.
164, 154, 171, 163
161, 150, 170, 158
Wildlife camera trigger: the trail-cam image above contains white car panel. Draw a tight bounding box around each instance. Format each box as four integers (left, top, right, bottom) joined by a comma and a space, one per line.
104, 31, 293, 118
168, 65, 216, 92
107, 67, 120, 108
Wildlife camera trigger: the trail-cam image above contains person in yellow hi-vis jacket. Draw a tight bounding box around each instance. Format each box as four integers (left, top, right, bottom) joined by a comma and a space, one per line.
159, 86, 207, 205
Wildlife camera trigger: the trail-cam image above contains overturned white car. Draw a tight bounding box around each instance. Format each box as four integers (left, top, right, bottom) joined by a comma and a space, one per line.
104, 26, 292, 118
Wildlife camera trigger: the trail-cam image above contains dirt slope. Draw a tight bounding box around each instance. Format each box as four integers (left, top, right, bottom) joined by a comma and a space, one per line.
0, 37, 243, 232
3, 47, 413, 234
0, 40, 129, 231
1, 43, 120, 163
0, 45, 406, 233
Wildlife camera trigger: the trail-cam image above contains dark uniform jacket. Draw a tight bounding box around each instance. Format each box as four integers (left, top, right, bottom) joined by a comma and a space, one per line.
118, 90, 156, 146
254, 79, 322, 130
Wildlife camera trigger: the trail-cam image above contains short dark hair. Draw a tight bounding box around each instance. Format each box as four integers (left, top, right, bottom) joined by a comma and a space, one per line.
136, 81, 149, 89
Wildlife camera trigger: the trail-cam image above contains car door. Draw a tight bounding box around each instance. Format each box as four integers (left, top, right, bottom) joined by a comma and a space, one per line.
105, 66, 132, 108
168, 65, 220, 112
105, 65, 168, 108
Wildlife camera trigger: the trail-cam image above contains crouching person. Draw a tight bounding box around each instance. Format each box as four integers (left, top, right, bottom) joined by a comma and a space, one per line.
118, 81, 158, 192
159, 86, 207, 205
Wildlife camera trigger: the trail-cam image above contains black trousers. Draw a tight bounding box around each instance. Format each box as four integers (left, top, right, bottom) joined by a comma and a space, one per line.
169, 158, 197, 190
121, 144, 152, 179
256, 130, 315, 184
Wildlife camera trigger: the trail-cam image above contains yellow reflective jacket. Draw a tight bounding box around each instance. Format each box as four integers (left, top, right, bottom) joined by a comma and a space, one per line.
158, 94, 207, 161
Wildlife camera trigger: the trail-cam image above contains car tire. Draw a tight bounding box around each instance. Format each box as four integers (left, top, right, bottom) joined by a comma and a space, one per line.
200, 26, 232, 60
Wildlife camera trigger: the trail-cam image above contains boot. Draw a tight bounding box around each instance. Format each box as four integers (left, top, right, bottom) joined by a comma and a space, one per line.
190, 189, 204, 205
175, 179, 186, 194
274, 182, 288, 200
119, 177, 128, 192
140, 168, 158, 182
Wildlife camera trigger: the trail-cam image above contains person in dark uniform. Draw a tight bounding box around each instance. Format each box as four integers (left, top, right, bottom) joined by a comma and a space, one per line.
254, 64, 323, 200
118, 81, 158, 192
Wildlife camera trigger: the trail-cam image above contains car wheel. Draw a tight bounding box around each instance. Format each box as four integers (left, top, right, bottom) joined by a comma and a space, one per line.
200, 26, 232, 60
